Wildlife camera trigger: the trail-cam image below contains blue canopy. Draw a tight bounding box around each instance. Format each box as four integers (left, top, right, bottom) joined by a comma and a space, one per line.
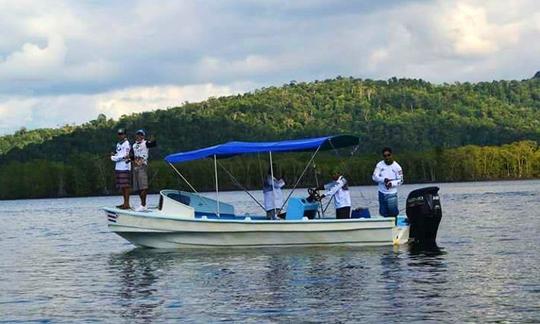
165, 135, 359, 164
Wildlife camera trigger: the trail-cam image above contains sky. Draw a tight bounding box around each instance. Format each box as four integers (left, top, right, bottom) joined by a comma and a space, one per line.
0, 0, 539, 135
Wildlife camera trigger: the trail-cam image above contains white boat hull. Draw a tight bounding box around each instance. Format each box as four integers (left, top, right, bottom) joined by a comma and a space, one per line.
104, 207, 409, 249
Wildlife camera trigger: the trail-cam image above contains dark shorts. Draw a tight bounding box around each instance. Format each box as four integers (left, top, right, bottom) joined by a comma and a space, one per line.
336, 206, 351, 219
132, 165, 149, 192
115, 170, 131, 189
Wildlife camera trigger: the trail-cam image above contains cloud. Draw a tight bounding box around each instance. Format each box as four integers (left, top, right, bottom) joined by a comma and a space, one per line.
0, 83, 250, 134
94, 83, 248, 117
0, 0, 538, 134
0, 35, 66, 79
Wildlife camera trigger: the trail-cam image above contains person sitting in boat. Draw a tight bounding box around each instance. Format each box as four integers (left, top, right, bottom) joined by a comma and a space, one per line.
110, 128, 131, 209
262, 165, 286, 219
130, 129, 157, 212
319, 169, 351, 219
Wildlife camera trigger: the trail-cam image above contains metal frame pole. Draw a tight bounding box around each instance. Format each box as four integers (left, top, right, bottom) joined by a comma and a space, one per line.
168, 162, 199, 193
214, 154, 220, 217
217, 160, 266, 212
269, 151, 276, 218
279, 144, 322, 211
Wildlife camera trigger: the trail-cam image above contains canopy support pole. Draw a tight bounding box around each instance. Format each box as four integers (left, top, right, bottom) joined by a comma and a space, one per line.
167, 162, 199, 193
312, 162, 324, 218
269, 151, 276, 218
280, 144, 322, 211
214, 154, 220, 217
217, 160, 266, 212
167, 162, 215, 212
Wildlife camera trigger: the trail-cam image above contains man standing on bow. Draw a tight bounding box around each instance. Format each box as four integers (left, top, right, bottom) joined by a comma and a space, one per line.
131, 129, 157, 211
111, 128, 131, 209
372, 147, 403, 217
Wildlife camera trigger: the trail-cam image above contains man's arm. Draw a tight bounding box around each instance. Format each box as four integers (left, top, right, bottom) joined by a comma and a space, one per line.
276, 178, 285, 188
111, 148, 124, 162
372, 164, 385, 183
111, 153, 123, 162
324, 178, 345, 197
146, 136, 157, 148
391, 165, 403, 187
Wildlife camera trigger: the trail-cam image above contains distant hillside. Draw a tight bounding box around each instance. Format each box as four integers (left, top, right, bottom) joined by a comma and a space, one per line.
1, 77, 539, 163
0, 76, 539, 199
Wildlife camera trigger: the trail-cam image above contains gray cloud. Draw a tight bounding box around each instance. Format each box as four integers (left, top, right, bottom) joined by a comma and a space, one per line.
0, 0, 538, 134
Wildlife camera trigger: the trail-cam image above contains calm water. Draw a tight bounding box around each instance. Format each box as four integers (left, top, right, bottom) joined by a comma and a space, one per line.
1, 181, 539, 323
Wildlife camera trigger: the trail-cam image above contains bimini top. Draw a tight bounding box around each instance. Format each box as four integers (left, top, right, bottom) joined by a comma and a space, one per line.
165, 135, 359, 164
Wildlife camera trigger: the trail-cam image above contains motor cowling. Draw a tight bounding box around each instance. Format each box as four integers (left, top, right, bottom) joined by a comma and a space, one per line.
406, 186, 442, 246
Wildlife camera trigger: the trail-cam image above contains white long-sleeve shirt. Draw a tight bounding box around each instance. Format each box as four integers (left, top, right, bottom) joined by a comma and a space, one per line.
263, 175, 285, 211
132, 139, 157, 166
111, 139, 131, 171
372, 161, 403, 194
324, 176, 351, 209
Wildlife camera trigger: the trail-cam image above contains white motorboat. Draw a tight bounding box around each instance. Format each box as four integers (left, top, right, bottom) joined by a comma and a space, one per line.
103, 135, 442, 249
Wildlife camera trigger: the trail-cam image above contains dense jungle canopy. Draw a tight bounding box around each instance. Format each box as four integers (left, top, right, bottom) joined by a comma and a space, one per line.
1, 76, 539, 199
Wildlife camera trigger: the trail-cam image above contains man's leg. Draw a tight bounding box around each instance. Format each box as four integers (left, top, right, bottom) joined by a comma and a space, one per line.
122, 187, 130, 208
386, 193, 399, 217
140, 189, 147, 207
379, 191, 388, 217
138, 165, 149, 207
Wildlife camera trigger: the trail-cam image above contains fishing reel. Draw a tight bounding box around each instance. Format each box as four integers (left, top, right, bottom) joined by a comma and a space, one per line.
307, 187, 323, 202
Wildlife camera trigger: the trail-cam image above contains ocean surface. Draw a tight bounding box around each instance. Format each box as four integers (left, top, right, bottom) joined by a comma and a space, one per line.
1, 180, 539, 323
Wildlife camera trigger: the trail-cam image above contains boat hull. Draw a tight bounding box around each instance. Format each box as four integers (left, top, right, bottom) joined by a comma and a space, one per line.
105, 208, 409, 249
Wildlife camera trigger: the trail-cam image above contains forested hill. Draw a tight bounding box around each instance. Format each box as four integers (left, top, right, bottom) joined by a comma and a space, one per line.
1, 77, 540, 163
0, 77, 539, 199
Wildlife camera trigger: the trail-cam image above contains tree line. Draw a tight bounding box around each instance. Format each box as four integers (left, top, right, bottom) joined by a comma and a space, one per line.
0, 76, 539, 199
0, 140, 538, 200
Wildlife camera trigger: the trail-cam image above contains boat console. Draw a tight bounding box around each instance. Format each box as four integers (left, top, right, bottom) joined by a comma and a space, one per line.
286, 197, 319, 220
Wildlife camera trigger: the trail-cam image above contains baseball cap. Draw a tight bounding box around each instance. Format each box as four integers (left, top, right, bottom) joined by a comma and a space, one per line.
136, 129, 146, 136
117, 128, 126, 135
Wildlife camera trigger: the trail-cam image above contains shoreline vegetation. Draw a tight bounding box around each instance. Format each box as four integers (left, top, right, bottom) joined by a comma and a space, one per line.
1, 76, 539, 200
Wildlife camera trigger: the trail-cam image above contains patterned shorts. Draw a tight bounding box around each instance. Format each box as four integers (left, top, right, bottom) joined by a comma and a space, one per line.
115, 170, 131, 189
132, 165, 149, 192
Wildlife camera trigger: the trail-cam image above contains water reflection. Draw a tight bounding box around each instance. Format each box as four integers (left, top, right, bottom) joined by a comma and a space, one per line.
108, 249, 171, 322
379, 250, 405, 313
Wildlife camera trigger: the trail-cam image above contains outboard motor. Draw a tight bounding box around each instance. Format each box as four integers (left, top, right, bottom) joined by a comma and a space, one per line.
406, 186, 442, 246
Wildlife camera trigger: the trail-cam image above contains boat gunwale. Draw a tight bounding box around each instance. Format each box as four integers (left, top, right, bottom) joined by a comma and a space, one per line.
108, 223, 396, 233
103, 207, 395, 225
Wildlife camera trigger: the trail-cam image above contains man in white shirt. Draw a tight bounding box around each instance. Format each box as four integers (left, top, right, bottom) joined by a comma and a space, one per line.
372, 147, 403, 217
320, 169, 351, 219
263, 165, 286, 219
131, 129, 157, 211
111, 128, 131, 209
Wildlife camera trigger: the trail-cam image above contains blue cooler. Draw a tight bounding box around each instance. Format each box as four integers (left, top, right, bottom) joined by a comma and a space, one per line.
351, 208, 371, 219
396, 215, 409, 226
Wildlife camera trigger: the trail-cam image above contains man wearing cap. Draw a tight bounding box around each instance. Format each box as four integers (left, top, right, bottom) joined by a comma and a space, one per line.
319, 169, 351, 219
131, 129, 157, 211
111, 129, 131, 209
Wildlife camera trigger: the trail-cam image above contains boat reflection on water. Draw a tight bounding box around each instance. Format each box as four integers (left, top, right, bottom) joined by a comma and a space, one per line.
107, 250, 171, 321
106, 244, 449, 322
